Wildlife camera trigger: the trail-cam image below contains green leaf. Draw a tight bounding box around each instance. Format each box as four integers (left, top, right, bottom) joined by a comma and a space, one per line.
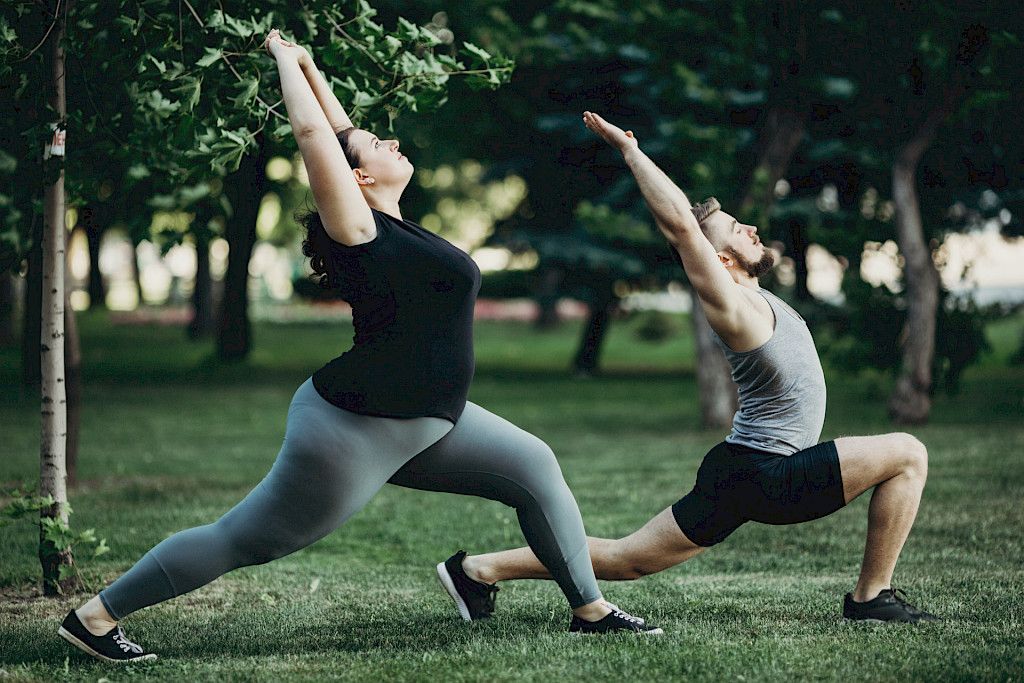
351, 91, 378, 108
397, 17, 420, 41
462, 42, 492, 62
0, 17, 17, 44
233, 78, 259, 107
196, 48, 222, 68
384, 35, 402, 57
222, 13, 254, 38
187, 77, 202, 111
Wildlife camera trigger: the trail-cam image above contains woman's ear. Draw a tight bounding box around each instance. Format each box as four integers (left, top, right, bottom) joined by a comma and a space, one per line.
352, 168, 375, 186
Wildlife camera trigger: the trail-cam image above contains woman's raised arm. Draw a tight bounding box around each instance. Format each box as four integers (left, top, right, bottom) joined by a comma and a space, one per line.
266, 30, 373, 246
300, 58, 354, 133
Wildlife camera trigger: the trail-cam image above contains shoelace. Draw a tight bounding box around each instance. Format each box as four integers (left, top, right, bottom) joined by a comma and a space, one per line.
611, 609, 643, 625
888, 588, 923, 614
112, 628, 144, 654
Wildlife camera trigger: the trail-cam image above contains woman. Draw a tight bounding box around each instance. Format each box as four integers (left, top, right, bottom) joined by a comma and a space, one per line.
57, 31, 659, 663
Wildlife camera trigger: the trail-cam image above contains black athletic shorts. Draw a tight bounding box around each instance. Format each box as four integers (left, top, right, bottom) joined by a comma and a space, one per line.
671, 440, 845, 547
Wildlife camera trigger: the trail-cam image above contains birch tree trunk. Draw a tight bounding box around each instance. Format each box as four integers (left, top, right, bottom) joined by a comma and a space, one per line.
39, 7, 75, 595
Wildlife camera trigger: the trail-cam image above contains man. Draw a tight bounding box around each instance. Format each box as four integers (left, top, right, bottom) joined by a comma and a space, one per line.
436, 111, 938, 625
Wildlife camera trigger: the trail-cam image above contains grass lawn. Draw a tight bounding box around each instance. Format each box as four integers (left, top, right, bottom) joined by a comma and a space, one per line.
1, 309, 1022, 681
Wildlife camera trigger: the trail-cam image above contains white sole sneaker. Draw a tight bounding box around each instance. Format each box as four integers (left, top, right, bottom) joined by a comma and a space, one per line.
436, 561, 473, 622
58, 626, 158, 664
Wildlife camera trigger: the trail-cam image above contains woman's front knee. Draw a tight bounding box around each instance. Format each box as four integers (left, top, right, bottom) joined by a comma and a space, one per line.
518, 440, 566, 482
502, 441, 574, 509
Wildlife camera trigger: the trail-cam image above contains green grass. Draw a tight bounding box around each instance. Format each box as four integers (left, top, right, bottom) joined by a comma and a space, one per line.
1, 310, 1022, 681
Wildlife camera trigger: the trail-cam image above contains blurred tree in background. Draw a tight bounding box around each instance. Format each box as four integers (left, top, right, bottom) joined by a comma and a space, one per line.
385, 0, 1021, 424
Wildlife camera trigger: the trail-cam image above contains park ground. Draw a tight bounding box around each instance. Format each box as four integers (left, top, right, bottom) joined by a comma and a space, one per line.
1, 309, 1022, 681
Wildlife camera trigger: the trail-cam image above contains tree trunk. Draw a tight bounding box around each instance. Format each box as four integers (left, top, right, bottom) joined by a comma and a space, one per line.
39, 12, 75, 595
22, 239, 43, 388
691, 290, 738, 428
533, 264, 564, 330
81, 204, 106, 309
129, 240, 144, 307
689, 106, 804, 429
217, 138, 267, 360
788, 216, 811, 301
572, 287, 618, 375
188, 229, 215, 340
887, 155, 940, 424
884, 46, 981, 424
738, 106, 806, 224
0, 271, 15, 347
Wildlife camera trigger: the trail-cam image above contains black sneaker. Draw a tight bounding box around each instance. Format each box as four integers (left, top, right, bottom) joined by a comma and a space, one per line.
436, 550, 499, 621
569, 608, 664, 635
843, 588, 940, 624
58, 610, 157, 663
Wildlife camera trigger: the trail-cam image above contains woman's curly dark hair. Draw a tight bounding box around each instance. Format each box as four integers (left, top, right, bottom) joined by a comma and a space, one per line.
299, 126, 363, 289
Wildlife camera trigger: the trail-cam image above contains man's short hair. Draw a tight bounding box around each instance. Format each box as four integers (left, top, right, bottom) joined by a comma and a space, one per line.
691, 197, 721, 226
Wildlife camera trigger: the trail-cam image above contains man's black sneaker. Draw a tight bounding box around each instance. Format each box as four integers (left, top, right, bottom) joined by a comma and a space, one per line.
843, 588, 940, 624
58, 610, 157, 663
436, 550, 500, 621
569, 608, 664, 635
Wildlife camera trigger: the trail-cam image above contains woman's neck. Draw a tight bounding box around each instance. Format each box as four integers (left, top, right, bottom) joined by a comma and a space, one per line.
363, 189, 403, 221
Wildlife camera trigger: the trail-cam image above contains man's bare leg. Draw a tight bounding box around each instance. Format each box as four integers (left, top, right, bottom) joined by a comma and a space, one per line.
463, 508, 706, 585
464, 432, 927, 605
835, 432, 929, 602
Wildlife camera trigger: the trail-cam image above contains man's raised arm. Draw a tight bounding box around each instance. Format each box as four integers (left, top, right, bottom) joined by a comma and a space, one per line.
581, 111, 740, 321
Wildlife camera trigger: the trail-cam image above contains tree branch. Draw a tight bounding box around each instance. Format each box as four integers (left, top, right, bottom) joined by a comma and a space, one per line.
180, 0, 203, 27
17, 0, 61, 63
219, 53, 288, 122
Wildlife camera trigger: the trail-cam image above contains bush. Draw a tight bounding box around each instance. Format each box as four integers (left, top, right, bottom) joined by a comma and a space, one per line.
633, 310, 682, 343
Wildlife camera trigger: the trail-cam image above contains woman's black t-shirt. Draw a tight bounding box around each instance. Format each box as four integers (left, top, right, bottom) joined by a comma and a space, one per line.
311, 208, 481, 423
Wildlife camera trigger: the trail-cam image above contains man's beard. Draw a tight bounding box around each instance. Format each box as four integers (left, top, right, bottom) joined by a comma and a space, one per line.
728, 248, 775, 278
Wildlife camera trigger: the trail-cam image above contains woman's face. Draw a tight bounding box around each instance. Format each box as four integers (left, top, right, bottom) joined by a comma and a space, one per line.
347, 129, 413, 190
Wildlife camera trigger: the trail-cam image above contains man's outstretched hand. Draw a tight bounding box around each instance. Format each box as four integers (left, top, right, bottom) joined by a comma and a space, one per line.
583, 111, 639, 154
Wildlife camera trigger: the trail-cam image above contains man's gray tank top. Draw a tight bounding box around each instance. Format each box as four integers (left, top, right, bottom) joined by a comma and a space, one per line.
713, 288, 827, 456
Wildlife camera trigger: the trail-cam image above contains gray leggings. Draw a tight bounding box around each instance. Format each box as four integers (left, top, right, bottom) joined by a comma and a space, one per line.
100, 379, 601, 618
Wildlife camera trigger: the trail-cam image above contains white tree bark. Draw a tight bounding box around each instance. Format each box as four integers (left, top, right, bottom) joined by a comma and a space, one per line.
39, 5, 73, 594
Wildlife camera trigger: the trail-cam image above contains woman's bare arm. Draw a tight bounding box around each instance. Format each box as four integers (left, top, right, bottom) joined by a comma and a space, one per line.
267, 32, 373, 246
301, 61, 354, 133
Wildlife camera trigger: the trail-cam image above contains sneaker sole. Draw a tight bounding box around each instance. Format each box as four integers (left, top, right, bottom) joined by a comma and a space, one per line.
57, 626, 158, 664
436, 561, 473, 622
569, 627, 665, 635
842, 617, 886, 625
